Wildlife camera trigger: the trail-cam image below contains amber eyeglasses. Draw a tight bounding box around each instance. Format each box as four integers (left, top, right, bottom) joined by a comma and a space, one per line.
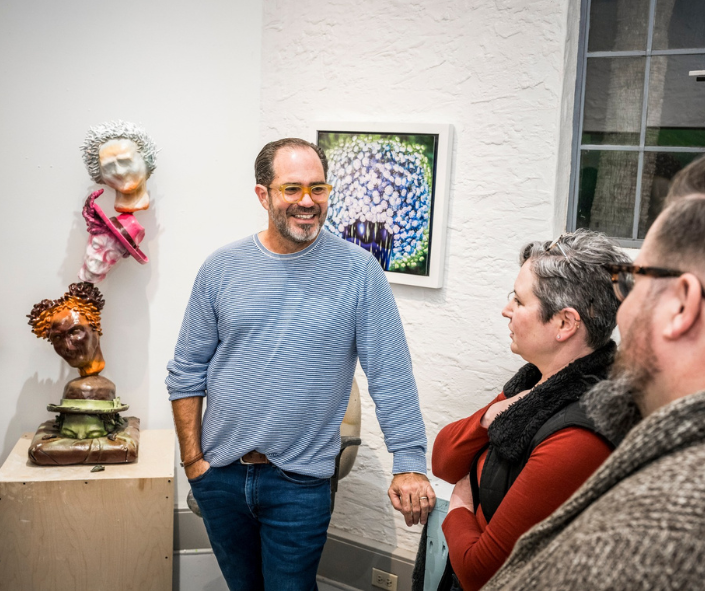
269, 183, 333, 204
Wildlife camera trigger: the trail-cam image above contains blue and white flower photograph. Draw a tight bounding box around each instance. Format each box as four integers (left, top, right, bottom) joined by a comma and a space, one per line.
318, 131, 438, 276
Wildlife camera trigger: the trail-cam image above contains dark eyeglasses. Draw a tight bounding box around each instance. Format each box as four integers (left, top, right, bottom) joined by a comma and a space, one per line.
603, 262, 705, 302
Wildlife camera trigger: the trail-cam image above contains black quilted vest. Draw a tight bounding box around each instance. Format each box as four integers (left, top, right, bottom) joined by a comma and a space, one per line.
472, 399, 618, 523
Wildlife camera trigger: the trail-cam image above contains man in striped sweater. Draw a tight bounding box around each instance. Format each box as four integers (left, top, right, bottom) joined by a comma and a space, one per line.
166, 138, 435, 590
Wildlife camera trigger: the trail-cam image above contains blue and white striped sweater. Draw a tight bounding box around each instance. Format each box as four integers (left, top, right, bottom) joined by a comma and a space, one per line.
166, 230, 427, 478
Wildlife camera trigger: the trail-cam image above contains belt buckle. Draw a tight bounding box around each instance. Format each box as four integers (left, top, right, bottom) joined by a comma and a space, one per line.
240, 451, 267, 465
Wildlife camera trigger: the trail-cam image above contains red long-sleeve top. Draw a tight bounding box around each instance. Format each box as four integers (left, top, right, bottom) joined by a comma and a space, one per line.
432, 393, 612, 591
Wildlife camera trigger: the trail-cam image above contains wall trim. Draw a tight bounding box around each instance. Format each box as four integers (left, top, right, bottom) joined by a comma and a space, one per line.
318, 529, 417, 591
316, 576, 363, 591
174, 508, 212, 551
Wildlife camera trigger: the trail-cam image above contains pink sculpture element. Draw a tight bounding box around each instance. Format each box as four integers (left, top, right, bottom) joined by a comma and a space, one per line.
78, 190, 148, 283
93, 203, 148, 264
79, 233, 127, 284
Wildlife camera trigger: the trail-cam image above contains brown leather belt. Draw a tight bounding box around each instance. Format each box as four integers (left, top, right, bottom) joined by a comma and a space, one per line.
240, 451, 270, 465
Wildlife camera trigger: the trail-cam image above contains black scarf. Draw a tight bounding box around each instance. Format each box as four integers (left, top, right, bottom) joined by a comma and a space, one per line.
487, 340, 616, 462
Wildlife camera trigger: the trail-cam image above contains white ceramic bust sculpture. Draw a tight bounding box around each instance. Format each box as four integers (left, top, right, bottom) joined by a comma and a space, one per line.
81, 120, 158, 214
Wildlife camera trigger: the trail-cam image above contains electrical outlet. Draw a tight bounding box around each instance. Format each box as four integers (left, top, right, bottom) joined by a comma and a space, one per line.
371, 568, 398, 591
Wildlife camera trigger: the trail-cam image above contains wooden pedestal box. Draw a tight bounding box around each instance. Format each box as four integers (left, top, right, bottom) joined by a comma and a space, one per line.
0, 429, 175, 591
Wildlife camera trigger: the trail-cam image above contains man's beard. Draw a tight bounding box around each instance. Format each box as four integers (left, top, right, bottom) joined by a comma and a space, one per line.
270, 201, 324, 244
582, 309, 660, 445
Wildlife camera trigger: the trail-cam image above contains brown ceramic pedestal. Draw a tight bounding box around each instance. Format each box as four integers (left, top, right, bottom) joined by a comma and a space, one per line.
28, 416, 140, 465
63, 374, 117, 401
27, 374, 140, 465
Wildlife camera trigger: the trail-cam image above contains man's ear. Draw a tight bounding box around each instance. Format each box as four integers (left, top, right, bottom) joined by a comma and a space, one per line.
255, 185, 270, 211
664, 274, 703, 340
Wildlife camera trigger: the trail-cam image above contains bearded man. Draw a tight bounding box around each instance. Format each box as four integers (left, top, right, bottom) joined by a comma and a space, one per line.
166, 138, 434, 590
483, 176, 705, 589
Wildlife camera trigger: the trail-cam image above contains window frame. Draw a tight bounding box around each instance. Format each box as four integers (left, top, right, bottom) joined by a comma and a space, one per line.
567, 0, 705, 248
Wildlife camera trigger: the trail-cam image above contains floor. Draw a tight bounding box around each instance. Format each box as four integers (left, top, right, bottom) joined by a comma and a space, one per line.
317, 576, 362, 591
173, 551, 362, 591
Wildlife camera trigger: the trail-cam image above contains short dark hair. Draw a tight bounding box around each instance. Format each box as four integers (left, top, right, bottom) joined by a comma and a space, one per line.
520, 229, 631, 349
665, 154, 705, 206
653, 196, 705, 274
254, 138, 328, 187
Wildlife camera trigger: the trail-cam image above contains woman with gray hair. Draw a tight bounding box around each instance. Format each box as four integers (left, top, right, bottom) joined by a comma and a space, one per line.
432, 229, 631, 591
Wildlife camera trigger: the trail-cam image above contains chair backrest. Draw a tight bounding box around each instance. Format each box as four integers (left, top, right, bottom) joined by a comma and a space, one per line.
338, 377, 361, 480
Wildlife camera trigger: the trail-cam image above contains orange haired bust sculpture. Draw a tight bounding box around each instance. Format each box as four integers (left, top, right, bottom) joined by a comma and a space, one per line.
28, 282, 105, 376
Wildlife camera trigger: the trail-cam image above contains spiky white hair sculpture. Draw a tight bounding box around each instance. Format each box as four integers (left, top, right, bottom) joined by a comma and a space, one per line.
81, 120, 158, 183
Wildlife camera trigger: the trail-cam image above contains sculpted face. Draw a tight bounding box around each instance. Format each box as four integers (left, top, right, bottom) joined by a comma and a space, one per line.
59, 414, 107, 439
99, 139, 149, 212
78, 233, 126, 283
47, 309, 104, 376
99, 139, 146, 193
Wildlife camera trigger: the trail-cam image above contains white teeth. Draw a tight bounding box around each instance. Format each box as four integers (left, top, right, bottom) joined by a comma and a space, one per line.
294, 215, 314, 219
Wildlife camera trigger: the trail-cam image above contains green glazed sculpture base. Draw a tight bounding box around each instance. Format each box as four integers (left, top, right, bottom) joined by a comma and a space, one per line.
28, 416, 140, 466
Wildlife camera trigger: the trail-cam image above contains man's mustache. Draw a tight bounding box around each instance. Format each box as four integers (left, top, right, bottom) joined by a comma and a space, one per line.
288, 205, 320, 216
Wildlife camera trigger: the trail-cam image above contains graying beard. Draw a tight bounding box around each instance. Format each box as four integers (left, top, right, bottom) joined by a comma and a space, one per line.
273, 213, 321, 243
582, 374, 643, 443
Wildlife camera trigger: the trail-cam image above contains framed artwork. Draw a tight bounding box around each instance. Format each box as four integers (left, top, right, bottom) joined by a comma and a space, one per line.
315, 122, 453, 288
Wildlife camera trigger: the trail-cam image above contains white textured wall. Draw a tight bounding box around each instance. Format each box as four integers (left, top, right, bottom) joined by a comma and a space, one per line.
261, 0, 579, 553
0, 0, 263, 508
0, 0, 584, 561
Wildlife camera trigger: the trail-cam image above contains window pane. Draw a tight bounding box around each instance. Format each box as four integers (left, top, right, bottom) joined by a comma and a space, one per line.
588, 0, 650, 52
577, 150, 638, 238
582, 57, 645, 145
653, 0, 705, 50
646, 55, 705, 147
638, 152, 704, 237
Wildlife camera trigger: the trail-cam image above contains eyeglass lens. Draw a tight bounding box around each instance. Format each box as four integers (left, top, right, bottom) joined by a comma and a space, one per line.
615, 270, 634, 301
281, 184, 330, 203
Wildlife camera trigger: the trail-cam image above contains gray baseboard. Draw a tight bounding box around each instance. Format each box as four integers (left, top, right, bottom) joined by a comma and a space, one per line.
174, 509, 416, 591
174, 507, 212, 551
318, 529, 416, 591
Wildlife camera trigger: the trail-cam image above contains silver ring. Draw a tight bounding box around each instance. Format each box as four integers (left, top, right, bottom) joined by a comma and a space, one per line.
420, 496, 429, 500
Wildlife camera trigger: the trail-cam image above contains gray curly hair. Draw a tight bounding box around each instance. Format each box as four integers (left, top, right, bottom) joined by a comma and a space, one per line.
81, 120, 158, 183
520, 229, 631, 350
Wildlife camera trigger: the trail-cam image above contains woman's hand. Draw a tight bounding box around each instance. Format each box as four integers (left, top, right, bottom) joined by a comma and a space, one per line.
480, 388, 533, 428
448, 474, 475, 513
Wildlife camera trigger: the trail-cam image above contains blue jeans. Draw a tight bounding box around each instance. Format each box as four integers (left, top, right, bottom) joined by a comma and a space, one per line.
189, 462, 332, 591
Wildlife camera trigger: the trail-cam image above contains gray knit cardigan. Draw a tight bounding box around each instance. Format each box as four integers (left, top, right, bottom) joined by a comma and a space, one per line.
483, 389, 705, 591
